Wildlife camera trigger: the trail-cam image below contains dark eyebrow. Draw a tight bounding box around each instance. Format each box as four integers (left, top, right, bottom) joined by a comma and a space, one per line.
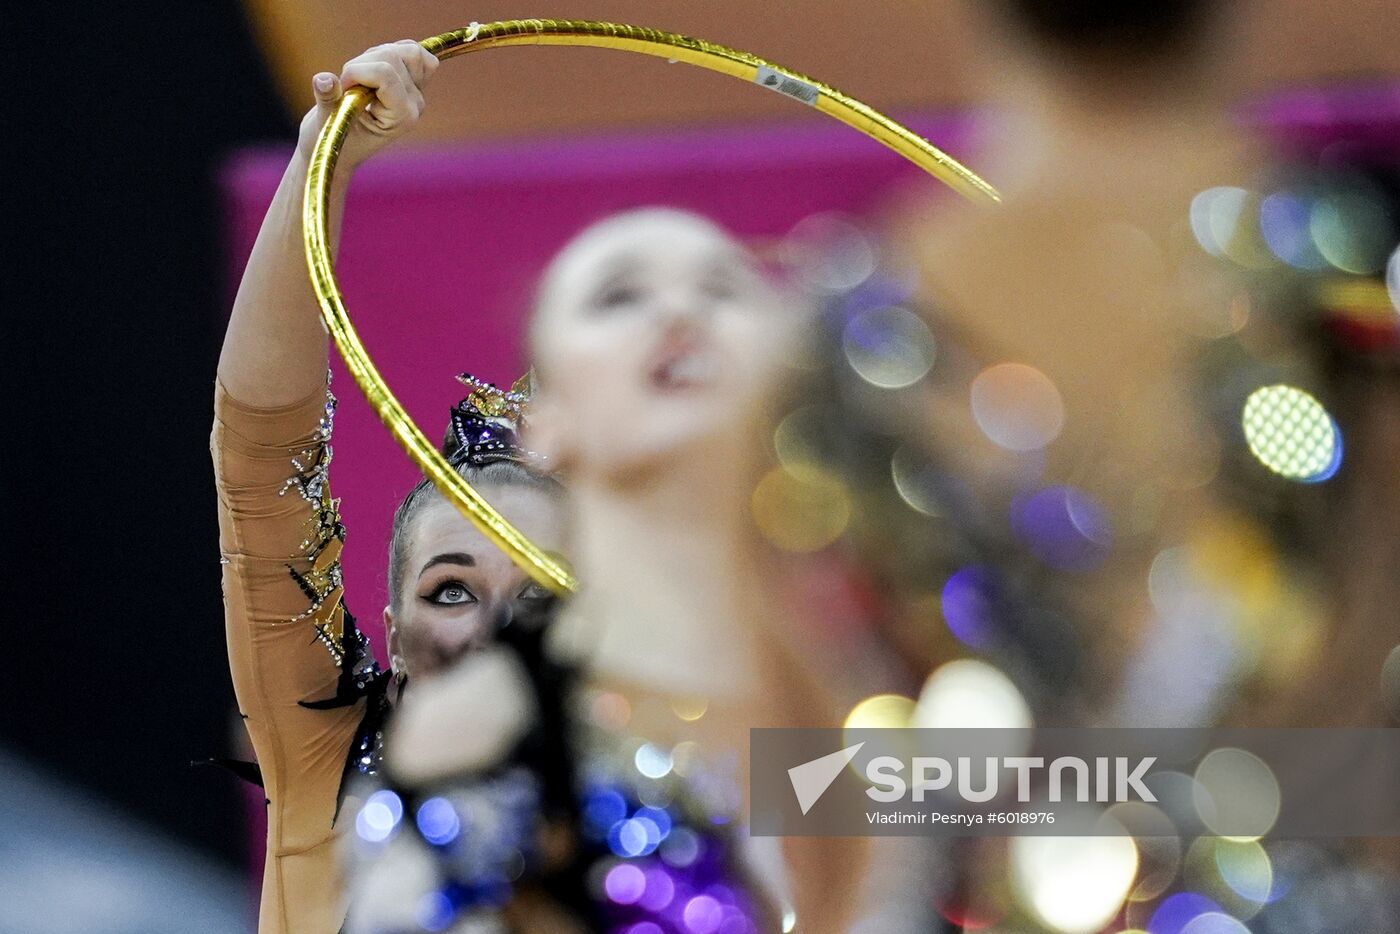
419, 552, 476, 576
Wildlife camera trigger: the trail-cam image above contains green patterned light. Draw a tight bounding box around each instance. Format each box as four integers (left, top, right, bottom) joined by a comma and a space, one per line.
1242, 385, 1340, 482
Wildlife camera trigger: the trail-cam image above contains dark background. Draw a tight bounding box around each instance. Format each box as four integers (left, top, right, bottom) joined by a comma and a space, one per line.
7, 4, 294, 867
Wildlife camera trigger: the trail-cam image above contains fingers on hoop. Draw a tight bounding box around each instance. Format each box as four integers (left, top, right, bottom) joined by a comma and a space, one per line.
339, 41, 437, 133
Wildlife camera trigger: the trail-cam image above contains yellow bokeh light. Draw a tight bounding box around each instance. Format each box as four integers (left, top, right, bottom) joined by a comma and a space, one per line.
751, 463, 852, 552
670, 696, 709, 722
843, 693, 916, 730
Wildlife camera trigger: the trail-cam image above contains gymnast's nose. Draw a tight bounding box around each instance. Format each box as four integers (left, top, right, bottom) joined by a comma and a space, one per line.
430, 612, 495, 669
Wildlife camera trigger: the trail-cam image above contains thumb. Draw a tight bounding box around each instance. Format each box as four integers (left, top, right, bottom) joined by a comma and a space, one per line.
311, 72, 342, 109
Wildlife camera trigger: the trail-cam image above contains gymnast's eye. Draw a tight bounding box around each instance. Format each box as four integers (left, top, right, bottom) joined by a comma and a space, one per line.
426, 582, 476, 606
515, 581, 552, 601
593, 280, 645, 311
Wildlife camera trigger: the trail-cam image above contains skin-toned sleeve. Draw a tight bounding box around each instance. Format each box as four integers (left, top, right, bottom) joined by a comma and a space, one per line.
212, 375, 361, 933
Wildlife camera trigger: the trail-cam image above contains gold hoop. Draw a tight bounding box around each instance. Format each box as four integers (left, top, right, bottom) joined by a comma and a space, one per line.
304, 19, 1000, 596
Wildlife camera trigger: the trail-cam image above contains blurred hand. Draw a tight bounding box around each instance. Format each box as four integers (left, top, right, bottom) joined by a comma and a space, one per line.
387, 646, 537, 785
296, 39, 440, 169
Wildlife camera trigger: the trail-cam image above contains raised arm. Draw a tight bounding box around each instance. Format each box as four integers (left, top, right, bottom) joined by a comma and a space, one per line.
211, 41, 438, 934
217, 40, 439, 405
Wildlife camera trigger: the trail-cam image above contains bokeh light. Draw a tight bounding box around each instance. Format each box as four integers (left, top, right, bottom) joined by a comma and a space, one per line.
1214, 839, 1275, 907
1181, 836, 1273, 920
639, 867, 675, 911
940, 566, 997, 649
415, 797, 460, 846
1140, 771, 1214, 842
1105, 801, 1182, 903
635, 806, 672, 840
1382, 644, 1400, 720
670, 740, 701, 778
1310, 187, 1395, 274
970, 363, 1065, 452
783, 213, 878, 292
843, 693, 916, 730
1193, 747, 1281, 841
682, 893, 724, 934
660, 827, 702, 868
607, 818, 652, 858
1147, 546, 1196, 616
1011, 486, 1112, 571
1178, 913, 1251, 934
415, 891, 454, 932
604, 863, 647, 904
1191, 187, 1245, 258
772, 406, 825, 469
915, 659, 1033, 731
1387, 245, 1400, 314
1010, 829, 1139, 934
1259, 192, 1328, 270
634, 744, 674, 780
583, 787, 629, 838
933, 886, 1007, 930
1189, 187, 1274, 268
1241, 384, 1341, 482
751, 463, 851, 552
591, 691, 632, 731
670, 697, 709, 722
842, 305, 936, 388
355, 789, 403, 843
1147, 892, 1226, 934
890, 445, 943, 516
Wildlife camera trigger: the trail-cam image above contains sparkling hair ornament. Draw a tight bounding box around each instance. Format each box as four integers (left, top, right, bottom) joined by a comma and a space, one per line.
445, 371, 539, 468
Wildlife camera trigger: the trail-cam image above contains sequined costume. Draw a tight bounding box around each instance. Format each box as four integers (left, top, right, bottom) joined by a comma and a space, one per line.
212, 376, 389, 933
340, 615, 774, 934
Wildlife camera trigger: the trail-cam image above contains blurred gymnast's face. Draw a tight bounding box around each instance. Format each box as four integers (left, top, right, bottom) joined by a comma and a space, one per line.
530, 209, 793, 481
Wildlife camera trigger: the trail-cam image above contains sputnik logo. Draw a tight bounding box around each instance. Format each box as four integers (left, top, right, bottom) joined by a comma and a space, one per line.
787, 742, 864, 815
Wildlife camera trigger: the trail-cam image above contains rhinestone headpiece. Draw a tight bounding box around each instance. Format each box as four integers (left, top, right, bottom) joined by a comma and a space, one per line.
446, 371, 536, 468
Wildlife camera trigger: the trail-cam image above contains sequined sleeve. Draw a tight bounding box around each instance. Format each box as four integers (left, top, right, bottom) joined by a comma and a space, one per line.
212, 376, 360, 934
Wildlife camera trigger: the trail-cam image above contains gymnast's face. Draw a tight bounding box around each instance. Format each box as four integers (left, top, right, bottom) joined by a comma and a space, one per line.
529, 209, 793, 480
384, 483, 566, 682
